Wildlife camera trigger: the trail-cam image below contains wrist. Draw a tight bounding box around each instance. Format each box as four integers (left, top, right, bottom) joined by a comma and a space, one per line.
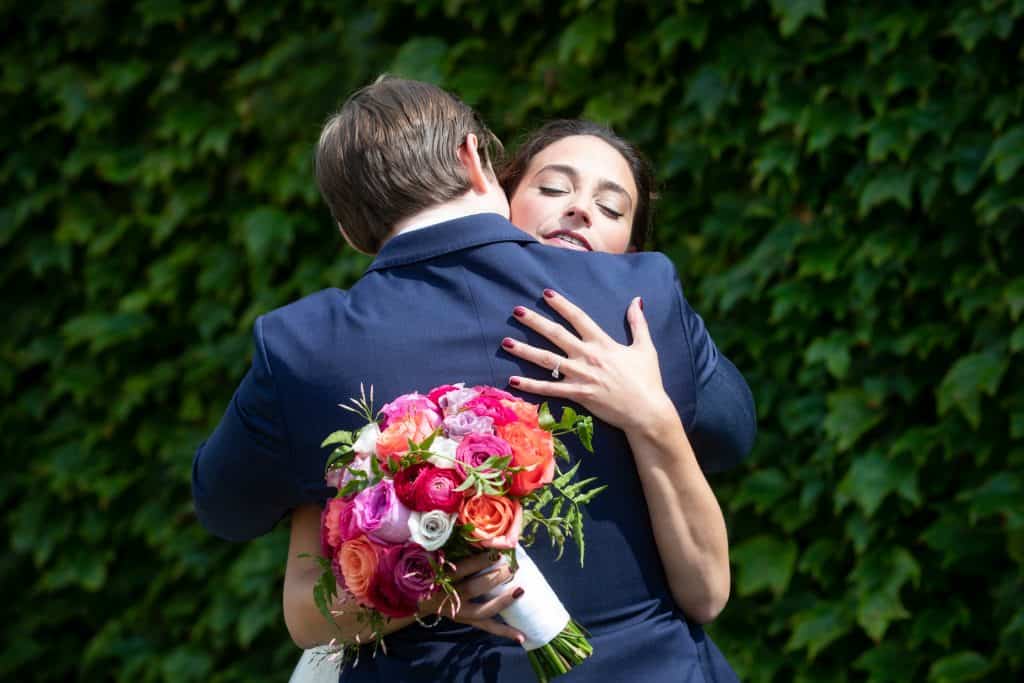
627, 393, 682, 439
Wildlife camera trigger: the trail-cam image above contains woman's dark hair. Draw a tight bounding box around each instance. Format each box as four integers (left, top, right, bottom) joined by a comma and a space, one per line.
498, 120, 656, 250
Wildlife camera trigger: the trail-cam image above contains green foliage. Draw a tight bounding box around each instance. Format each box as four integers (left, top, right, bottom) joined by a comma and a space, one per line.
2, 1, 1022, 681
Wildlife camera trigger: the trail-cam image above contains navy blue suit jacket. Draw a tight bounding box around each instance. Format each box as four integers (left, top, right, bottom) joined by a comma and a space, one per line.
193, 213, 755, 682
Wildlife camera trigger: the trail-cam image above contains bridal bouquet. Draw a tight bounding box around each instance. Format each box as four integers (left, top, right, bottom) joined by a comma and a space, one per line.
310, 383, 603, 681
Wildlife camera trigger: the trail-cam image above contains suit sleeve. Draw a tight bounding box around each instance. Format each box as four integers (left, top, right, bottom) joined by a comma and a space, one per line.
676, 276, 757, 474
191, 317, 304, 541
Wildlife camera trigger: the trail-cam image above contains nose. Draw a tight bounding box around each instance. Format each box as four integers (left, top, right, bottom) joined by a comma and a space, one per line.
564, 205, 592, 228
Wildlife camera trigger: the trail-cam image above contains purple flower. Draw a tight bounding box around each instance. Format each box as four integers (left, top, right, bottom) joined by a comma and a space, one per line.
392, 543, 437, 604
353, 479, 412, 543
455, 433, 513, 479
443, 411, 495, 439
437, 387, 480, 416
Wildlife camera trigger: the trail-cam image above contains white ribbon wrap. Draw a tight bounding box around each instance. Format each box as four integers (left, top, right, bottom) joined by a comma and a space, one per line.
482, 545, 571, 651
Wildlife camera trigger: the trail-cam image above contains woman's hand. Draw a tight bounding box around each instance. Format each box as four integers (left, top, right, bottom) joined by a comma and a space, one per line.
503, 289, 675, 434
420, 552, 525, 644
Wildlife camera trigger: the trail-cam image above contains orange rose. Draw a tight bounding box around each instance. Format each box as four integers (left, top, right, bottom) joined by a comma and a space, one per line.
338, 535, 380, 601
459, 494, 522, 550
497, 422, 555, 496
501, 399, 540, 427
376, 412, 436, 464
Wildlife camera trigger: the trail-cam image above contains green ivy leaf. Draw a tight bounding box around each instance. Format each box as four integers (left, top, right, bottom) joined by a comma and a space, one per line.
858, 167, 914, 217
836, 450, 920, 517
854, 642, 921, 682
928, 651, 990, 683
770, 0, 826, 37
956, 472, 1023, 524
805, 333, 852, 379
391, 37, 449, 84
936, 351, 1009, 428
732, 468, 792, 513
241, 206, 296, 265
824, 390, 883, 451
684, 66, 732, 122
985, 124, 1024, 183
557, 12, 615, 66
732, 534, 798, 597
655, 12, 710, 54
786, 600, 851, 660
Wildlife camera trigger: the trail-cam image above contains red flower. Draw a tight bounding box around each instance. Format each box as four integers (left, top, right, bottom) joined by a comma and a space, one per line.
365, 544, 419, 618
412, 466, 464, 513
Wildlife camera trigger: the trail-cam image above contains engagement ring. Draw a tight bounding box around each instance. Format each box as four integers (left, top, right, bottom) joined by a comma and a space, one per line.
551, 359, 561, 379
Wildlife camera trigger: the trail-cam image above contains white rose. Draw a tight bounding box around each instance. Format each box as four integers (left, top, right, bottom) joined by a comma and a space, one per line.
352, 423, 381, 457
426, 436, 459, 469
408, 510, 458, 551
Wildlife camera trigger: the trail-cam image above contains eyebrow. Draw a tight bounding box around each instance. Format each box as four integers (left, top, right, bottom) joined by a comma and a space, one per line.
535, 164, 634, 210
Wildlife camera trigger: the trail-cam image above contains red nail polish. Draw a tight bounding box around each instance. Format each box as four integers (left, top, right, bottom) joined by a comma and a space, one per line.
509, 377, 521, 387
502, 338, 515, 349
513, 306, 526, 317
513, 587, 524, 599
543, 289, 555, 298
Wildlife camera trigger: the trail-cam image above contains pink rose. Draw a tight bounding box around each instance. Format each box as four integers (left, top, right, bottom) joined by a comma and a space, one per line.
455, 433, 513, 481
475, 386, 517, 402
427, 384, 463, 409
463, 395, 518, 426
380, 393, 442, 429
321, 498, 360, 556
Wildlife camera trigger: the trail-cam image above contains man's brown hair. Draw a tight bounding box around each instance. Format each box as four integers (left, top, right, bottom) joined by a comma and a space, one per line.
315, 76, 503, 254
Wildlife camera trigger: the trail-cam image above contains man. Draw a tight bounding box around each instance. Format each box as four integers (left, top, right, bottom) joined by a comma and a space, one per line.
193, 77, 754, 682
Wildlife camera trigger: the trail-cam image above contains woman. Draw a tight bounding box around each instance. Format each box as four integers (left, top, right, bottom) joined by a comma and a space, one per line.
287, 120, 747, 682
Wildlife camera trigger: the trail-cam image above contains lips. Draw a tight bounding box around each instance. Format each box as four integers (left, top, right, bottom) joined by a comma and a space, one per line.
543, 230, 592, 251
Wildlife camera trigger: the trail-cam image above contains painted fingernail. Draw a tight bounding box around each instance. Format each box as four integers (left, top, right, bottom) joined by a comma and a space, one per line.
509, 377, 521, 387
513, 587, 525, 599
513, 306, 527, 318
638, 297, 644, 311
543, 289, 556, 298
502, 338, 515, 349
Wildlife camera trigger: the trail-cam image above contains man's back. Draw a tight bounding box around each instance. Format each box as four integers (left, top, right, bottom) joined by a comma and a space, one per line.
192, 213, 754, 681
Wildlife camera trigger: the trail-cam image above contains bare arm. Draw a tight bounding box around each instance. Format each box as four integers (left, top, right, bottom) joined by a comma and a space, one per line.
283, 505, 527, 650
503, 291, 731, 623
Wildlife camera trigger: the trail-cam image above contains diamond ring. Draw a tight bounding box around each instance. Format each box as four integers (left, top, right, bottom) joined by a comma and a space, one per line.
551, 359, 561, 379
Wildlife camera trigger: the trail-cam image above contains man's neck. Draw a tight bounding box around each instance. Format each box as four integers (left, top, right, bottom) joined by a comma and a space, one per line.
388, 192, 510, 240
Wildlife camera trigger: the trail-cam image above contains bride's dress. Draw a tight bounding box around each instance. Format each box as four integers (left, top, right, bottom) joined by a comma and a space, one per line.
288, 647, 340, 683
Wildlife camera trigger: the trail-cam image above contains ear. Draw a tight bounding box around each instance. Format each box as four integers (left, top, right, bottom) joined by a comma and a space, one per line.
457, 133, 493, 194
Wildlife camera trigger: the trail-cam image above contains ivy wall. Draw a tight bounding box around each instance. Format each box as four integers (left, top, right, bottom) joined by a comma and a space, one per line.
3, 1, 1022, 681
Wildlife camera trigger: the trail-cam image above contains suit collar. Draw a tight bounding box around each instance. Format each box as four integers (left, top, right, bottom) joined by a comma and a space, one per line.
366, 213, 537, 273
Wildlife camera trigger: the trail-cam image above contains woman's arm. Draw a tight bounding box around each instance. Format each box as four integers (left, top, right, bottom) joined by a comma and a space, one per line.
283, 505, 526, 649
502, 291, 731, 623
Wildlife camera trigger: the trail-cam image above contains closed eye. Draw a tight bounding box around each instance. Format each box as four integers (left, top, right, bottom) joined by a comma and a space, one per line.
539, 186, 569, 195
598, 204, 623, 219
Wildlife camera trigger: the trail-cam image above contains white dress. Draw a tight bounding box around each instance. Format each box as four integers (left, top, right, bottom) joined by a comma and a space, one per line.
288, 647, 341, 683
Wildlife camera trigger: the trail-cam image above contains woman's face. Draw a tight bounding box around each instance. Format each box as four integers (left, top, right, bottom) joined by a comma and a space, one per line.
508, 135, 637, 254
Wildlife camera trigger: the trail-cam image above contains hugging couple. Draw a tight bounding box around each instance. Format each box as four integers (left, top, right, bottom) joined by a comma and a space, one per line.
192, 76, 756, 682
